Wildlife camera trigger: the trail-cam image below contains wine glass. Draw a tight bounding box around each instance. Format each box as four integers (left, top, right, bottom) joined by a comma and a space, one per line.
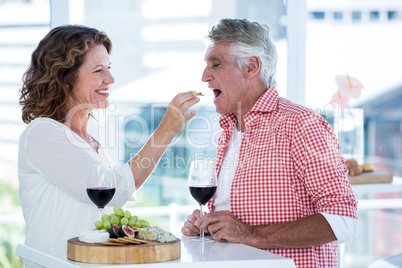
87, 164, 116, 219
188, 160, 217, 242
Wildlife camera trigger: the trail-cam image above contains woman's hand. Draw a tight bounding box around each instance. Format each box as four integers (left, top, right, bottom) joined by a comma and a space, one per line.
159, 92, 200, 136
129, 92, 199, 190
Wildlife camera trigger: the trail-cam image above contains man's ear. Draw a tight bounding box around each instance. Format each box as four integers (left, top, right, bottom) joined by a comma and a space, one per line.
244, 56, 261, 79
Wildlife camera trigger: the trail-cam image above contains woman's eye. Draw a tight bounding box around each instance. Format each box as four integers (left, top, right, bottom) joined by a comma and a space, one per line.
95, 69, 102, 73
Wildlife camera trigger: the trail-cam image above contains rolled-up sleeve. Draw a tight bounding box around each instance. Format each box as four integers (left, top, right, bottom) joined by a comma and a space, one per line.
292, 112, 358, 219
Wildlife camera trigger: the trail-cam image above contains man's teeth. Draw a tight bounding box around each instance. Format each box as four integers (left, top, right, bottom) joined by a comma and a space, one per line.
96, 89, 109, 94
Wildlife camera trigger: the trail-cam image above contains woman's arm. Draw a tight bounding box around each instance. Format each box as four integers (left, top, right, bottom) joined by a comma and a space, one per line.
128, 92, 200, 190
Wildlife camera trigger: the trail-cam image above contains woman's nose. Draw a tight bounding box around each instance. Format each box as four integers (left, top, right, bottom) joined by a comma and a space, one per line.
105, 70, 115, 84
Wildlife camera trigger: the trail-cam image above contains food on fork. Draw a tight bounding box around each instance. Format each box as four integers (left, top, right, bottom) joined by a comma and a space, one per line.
188, 90, 204, 96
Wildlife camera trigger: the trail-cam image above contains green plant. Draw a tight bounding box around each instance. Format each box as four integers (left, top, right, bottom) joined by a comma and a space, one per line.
0, 181, 24, 268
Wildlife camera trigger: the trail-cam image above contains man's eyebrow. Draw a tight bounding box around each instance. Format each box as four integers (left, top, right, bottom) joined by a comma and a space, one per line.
207, 56, 221, 62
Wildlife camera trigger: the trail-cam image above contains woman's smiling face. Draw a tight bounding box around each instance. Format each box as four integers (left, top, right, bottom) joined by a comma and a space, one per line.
69, 44, 115, 111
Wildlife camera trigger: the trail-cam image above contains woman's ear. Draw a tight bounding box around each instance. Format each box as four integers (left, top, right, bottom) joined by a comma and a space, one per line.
244, 56, 261, 79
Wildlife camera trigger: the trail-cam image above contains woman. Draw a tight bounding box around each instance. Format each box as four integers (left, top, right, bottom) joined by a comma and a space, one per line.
18, 25, 199, 262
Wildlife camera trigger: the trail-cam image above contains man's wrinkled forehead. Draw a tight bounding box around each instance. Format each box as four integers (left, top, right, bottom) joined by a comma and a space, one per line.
204, 43, 233, 62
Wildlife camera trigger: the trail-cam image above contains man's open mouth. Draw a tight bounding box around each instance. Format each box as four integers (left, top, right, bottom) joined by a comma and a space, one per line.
213, 89, 221, 100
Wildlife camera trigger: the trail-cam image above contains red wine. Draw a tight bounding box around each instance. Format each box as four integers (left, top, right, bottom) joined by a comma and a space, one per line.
87, 187, 116, 208
189, 186, 217, 205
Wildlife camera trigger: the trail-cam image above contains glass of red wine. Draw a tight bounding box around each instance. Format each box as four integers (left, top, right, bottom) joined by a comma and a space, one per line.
188, 160, 217, 242
87, 164, 116, 220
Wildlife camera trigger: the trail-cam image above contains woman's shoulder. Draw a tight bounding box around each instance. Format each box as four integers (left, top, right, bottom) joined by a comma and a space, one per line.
20, 117, 66, 139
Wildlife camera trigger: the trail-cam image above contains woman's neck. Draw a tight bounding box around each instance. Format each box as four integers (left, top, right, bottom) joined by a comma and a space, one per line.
63, 108, 98, 153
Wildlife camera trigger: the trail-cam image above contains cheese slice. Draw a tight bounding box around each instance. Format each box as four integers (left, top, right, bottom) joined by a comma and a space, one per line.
136, 228, 159, 241
79, 230, 109, 243
157, 231, 177, 243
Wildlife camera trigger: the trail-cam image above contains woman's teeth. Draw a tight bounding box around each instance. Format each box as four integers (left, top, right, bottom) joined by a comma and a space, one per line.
96, 89, 109, 94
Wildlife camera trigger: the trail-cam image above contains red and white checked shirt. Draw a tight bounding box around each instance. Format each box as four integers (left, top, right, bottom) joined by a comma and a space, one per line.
208, 87, 358, 268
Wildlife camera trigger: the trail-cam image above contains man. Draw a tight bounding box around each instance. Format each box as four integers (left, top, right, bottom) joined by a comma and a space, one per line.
181, 18, 358, 268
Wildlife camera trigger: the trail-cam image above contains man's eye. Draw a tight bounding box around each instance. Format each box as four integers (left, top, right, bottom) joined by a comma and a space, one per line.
95, 69, 102, 73
213, 63, 220, 68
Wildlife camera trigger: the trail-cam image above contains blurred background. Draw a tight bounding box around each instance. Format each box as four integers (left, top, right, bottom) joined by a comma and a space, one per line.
0, 0, 401, 267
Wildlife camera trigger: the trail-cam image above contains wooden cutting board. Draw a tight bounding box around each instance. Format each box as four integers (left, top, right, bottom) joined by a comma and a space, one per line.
348, 172, 393, 185
67, 237, 181, 264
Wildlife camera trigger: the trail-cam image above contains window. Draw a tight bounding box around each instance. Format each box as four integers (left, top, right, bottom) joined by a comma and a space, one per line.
370, 11, 380, 21
352, 11, 362, 22
306, 1, 402, 266
334, 11, 343, 21
310, 11, 325, 20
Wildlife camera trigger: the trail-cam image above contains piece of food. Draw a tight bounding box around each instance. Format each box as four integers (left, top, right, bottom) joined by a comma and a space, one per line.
188, 90, 204, 96
110, 216, 120, 225
112, 224, 120, 238
108, 225, 118, 238
361, 163, 376, 172
128, 217, 137, 227
139, 219, 149, 228
101, 214, 111, 222
120, 217, 129, 226
124, 210, 132, 219
95, 220, 103, 229
137, 227, 159, 241
103, 220, 111, 230
118, 225, 135, 238
345, 160, 363, 176
157, 231, 177, 243
79, 230, 109, 243
101, 241, 125, 246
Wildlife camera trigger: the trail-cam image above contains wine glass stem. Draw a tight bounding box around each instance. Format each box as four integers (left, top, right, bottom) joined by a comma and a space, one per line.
98, 207, 104, 221
199, 204, 204, 241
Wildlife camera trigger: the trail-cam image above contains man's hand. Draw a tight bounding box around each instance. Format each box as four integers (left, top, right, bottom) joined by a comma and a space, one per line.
181, 209, 204, 236
200, 210, 254, 244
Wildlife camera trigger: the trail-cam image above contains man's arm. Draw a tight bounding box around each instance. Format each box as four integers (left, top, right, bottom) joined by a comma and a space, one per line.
201, 211, 336, 248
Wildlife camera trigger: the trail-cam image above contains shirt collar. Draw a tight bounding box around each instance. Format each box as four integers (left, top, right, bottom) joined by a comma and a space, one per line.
219, 86, 279, 129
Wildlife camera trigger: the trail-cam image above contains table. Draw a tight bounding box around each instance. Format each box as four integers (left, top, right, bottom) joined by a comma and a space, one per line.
352, 176, 402, 195
15, 235, 296, 268
351, 176, 402, 209
369, 253, 402, 268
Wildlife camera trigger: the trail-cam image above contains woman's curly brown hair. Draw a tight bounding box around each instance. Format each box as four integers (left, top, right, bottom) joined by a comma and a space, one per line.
19, 25, 112, 124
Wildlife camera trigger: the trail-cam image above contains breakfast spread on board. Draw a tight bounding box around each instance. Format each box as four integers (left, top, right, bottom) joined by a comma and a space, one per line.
79, 205, 177, 246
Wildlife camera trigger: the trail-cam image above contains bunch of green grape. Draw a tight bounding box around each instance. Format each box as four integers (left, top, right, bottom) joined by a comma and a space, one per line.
94, 205, 149, 230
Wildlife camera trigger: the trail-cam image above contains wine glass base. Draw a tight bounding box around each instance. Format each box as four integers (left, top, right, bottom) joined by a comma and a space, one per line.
191, 237, 215, 242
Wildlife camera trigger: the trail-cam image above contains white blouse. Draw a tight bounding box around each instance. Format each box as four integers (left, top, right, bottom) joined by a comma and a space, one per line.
18, 117, 136, 262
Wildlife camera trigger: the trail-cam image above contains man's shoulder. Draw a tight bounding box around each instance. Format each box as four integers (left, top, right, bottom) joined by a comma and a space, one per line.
277, 97, 317, 120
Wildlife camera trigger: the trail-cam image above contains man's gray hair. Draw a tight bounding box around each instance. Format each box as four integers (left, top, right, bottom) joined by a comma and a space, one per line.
207, 18, 277, 88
